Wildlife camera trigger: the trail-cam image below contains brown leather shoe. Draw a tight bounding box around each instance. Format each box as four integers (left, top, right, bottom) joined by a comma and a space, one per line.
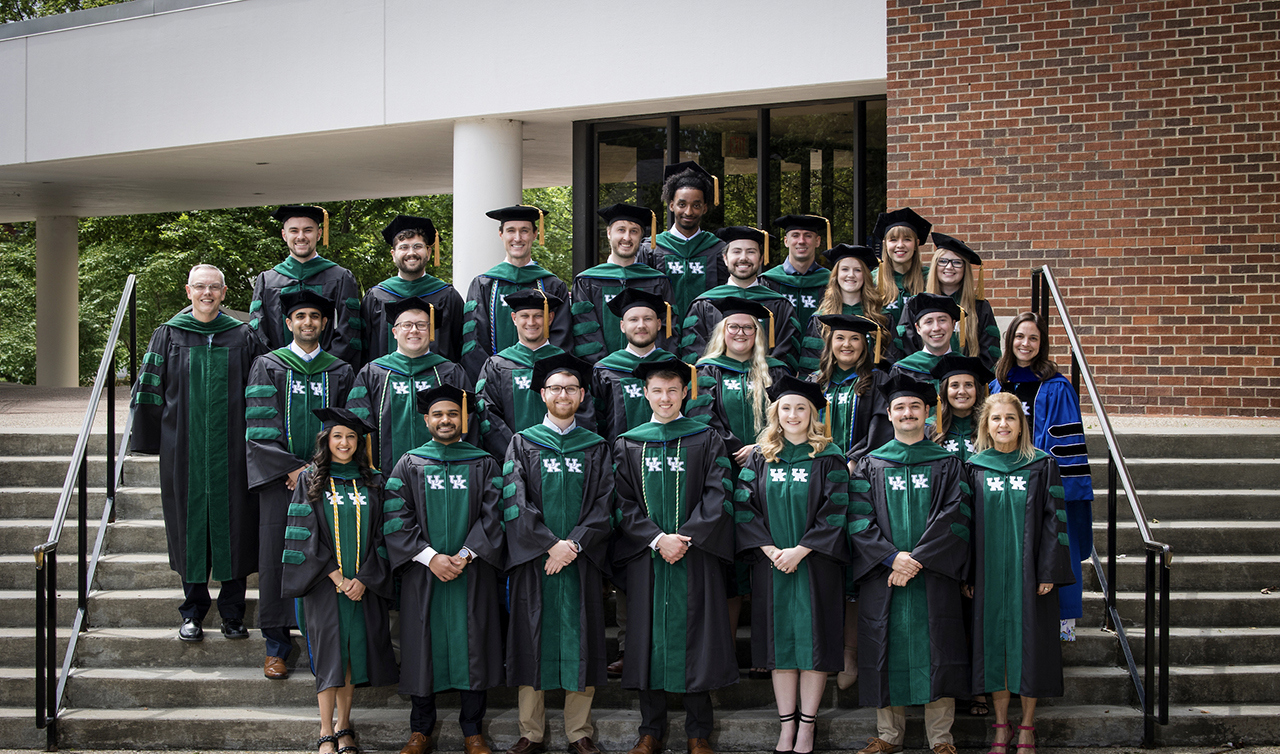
263, 655, 288, 680
857, 738, 903, 754
464, 734, 494, 754
399, 732, 432, 754
506, 738, 545, 754
931, 744, 957, 754
569, 737, 601, 754
607, 652, 624, 677
626, 735, 660, 754
687, 738, 714, 754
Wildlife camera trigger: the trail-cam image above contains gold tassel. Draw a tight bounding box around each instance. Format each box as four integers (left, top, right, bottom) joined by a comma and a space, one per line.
937, 390, 944, 417
542, 292, 550, 342
809, 214, 830, 251
321, 207, 329, 247
365, 436, 374, 470
519, 204, 546, 246
767, 309, 775, 350
762, 230, 769, 267
429, 304, 435, 344
976, 266, 985, 300
650, 210, 658, 251
958, 306, 968, 351
433, 229, 440, 267
665, 302, 672, 338
873, 328, 883, 364
713, 176, 721, 207
461, 396, 469, 435
690, 364, 698, 400
824, 403, 832, 437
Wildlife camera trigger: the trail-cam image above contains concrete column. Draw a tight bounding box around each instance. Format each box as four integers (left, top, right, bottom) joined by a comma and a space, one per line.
36, 216, 79, 387
452, 118, 523, 293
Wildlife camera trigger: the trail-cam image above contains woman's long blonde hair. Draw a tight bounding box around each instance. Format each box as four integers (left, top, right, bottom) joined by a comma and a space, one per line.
925, 248, 980, 358
756, 398, 831, 462
931, 373, 989, 441
702, 316, 775, 435
973, 392, 1036, 460
815, 328, 876, 396
877, 225, 926, 305
817, 256, 888, 330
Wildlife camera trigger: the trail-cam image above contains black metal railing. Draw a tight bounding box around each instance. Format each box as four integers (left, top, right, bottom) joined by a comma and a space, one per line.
33, 275, 137, 751
1030, 266, 1171, 746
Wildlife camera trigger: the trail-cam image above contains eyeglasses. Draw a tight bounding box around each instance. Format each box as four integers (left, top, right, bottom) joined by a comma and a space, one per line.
394, 321, 431, 331
188, 283, 225, 292
395, 243, 428, 252
726, 323, 757, 335
543, 385, 581, 396
934, 258, 966, 269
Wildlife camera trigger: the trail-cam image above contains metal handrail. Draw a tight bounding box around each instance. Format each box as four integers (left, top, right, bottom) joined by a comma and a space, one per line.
33, 275, 137, 751
1030, 266, 1171, 746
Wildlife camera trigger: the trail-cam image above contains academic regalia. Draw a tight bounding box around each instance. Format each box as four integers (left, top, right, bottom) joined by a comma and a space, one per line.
895, 295, 1001, 371
966, 449, 1075, 698
613, 418, 738, 694
848, 438, 972, 708
871, 208, 932, 320
569, 264, 678, 363
476, 343, 594, 458
503, 425, 614, 691
689, 355, 792, 455
460, 263, 571, 381
638, 232, 729, 317
798, 304, 899, 376
990, 369, 1093, 621
381, 440, 505, 696
245, 347, 355, 632
681, 285, 802, 371
814, 367, 893, 459
759, 265, 831, 335
360, 275, 465, 366
250, 257, 363, 366
131, 312, 266, 583
346, 352, 483, 473
734, 442, 851, 671
928, 414, 978, 461
590, 348, 676, 447
280, 464, 398, 691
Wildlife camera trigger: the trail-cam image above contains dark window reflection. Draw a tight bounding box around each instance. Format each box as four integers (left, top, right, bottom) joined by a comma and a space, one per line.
769, 103, 860, 246
676, 110, 758, 231
596, 118, 667, 266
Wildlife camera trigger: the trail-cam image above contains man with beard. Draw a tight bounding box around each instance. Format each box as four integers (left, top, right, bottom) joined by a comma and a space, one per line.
502, 354, 613, 754
569, 203, 677, 364
250, 205, 363, 366
760, 214, 832, 332
590, 289, 680, 448
245, 290, 355, 679
638, 162, 728, 316
681, 226, 801, 371
361, 214, 465, 365
132, 264, 266, 642
461, 205, 571, 381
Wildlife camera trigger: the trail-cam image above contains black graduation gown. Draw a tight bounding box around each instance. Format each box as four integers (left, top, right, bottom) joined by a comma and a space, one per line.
280, 467, 398, 692
360, 275, 466, 366
503, 427, 614, 691
681, 284, 802, 372
895, 296, 1001, 371
797, 304, 900, 377
689, 357, 793, 455
460, 262, 572, 382
381, 441, 506, 696
613, 418, 737, 694
811, 367, 894, 460
734, 443, 851, 672
131, 313, 266, 583
589, 347, 676, 447
249, 256, 364, 366
966, 450, 1075, 698
848, 438, 973, 708
245, 348, 355, 629
476, 343, 595, 458
568, 263, 679, 364
637, 232, 729, 317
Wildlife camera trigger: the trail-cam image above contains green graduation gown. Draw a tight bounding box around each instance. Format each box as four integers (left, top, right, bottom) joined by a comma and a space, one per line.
613, 418, 737, 694
503, 426, 614, 691
849, 438, 972, 708
759, 263, 831, 335
131, 313, 267, 582
690, 355, 792, 455
874, 266, 929, 322
461, 262, 572, 381
734, 442, 851, 671
249, 255, 364, 366
797, 303, 899, 376
360, 274, 465, 366
380, 440, 505, 696
814, 367, 893, 459
895, 295, 1001, 371
476, 343, 594, 458
966, 449, 1074, 698
638, 230, 729, 317
928, 414, 978, 462
568, 263, 679, 363
682, 284, 803, 371
589, 347, 675, 447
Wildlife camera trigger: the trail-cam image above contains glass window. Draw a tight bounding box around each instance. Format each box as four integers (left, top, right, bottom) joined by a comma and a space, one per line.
596, 118, 667, 265
863, 100, 888, 244
769, 102, 860, 246
676, 110, 759, 230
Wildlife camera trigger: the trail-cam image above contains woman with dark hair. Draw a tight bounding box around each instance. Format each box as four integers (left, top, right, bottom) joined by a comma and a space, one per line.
282, 407, 398, 754
797, 244, 893, 375
965, 392, 1075, 754
734, 377, 850, 754
989, 312, 1093, 642
928, 353, 993, 463
870, 208, 932, 319
896, 233, 1002, 370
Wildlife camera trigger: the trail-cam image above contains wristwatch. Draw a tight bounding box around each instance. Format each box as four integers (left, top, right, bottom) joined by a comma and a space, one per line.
569, 540, 582, 553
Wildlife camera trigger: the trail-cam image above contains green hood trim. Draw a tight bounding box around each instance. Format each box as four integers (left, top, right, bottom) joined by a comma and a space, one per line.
870, 438, 954, 465
695, 354, 788, 373
520, 424, 607, 454
270, 347, 341, 375
273, 255, 339, 281
620, 416, 711, 443
372, 351, 450, 376
759, 265, 831, 288
375, 274, 450, 299
163, 312, 244, 335
495, 342, 565, 368
776, 439, 845, 464
894, 349, 944, 375
696, 284, 789, 303
655, 230, 723, 258
578, 262, 666, 280
483, 262, 558, 285
405, 439, 490, 462
967, 448, 1049, 474
595, 347, 674, 372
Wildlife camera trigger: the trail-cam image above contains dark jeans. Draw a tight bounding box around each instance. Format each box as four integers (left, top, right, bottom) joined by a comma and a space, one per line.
179, 579, 246, 622
411, 690, 487, 738
262, 625, 292, 660
638, 689, 713, 740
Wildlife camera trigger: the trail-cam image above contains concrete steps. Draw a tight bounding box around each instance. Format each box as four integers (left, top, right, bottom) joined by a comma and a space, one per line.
1081, 554, 1280, 592
1098, 520, 1280, 555
1090, 489, 1280, 521
0, 487, 163, 521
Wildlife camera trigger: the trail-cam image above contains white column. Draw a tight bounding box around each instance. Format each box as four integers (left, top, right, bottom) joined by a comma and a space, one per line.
452, 118, 523, 294
36, 216, 79, 387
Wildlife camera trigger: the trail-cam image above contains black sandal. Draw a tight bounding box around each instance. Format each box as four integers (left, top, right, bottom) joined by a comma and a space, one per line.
317, 735, 339, 754
335, 727, 358, 754
774, 710, 797, 754
795, 712, 817, 754
969, 698, 990, 716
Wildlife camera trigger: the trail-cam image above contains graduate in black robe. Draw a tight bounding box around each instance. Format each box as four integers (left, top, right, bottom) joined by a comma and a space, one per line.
131, 265, 267, 640
281, 408, 397, 754
461, 205, 571, 381
889, 293, 964, 390
245, 290, 355, 678
758, 214, 832, 334
635, 162, 729, 317
796, 244, 899, 377
964, 393, 1075, 754
734, 378, 851, 754
361, 215, 465, 366
380, 385, 505, 754
589, 289, 679, 447
848, 375, 971, 754
250, 206, 363, 366
894, 233, 1001, 371
613, 359, 736, 754
503, 355, 614, 754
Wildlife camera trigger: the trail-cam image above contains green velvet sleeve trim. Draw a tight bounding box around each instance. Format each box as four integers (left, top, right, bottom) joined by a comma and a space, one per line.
462, 320, 477, 334
463, 300, 478, 313
246, 427, 282, 440
715, 457, 732, 469
281, 549, 305, 565
347, 386, 368, 400
474, 378, 487, 394
738, 468, 756, 482
734, 510, 755, 524
848, 518, 870, 534
1056, 509, 1067, 522
503, 460, 515, 475
732, 488, 750, 503
572, 321, 600, 336
377, 545, 388, 560
960, 502, 972, 519
571, 301, 594, 315
573, 342, 605, 356
950, 522, 970, 542
135, 393, 163, 405
830, 492, 848, 506
1050, 485, 1065, 499
682, 315, 699, 329
721, 478, 734, 492
802, 336, 824, 350
139, 372, 161, 386
385, 477, 404, 492
383, 498, 406, 513
850, 479, 871, 493
503, 504, 520, 522
849, 501, 873, 515
461, 340, 477, 355
826, 514, 847, 528
960, 480, 973, 496
245, 406, 278, 419
248, 300, 263, 313
1058, 532, 1070, 546
287, 503, 311, 517
142, 351, 164, 366
383, 518, 405, 535
502, 482, 517, 499
284, 525, 311, 541
245, 384, 278, 398
827, 470, 850, 483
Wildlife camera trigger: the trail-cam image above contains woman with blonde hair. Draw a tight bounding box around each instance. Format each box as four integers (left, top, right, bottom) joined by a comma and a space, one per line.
964, 391, 1075, 754
734, 377, 850, 754
870, 208, 932, 319
798, 244, 895, 375
897, 233, 1001, 369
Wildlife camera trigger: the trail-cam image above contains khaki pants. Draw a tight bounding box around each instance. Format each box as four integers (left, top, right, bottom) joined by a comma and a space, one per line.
876, 697, 955, 747
518, 685, 595, 743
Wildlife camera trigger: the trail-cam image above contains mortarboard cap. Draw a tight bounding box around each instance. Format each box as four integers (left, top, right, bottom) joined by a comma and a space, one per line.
823, 243, 880, 272
816, 313, 885, 364
880, 373, 938, 407
871, 208, 931, 246
311, 407, 376, 437
382, 214, 441, 266
503, 288, 564, 313
486, 205, 548, 246
903, 292, 962, 325
607, 288, 674, 338
663, 161, 719, 206
931, 231, 985, 299
631, 357, 699, 399
711, 296, 775, 350
598, 203, 657, 250
273, 205, 329, 247
531, 353, 592, 392
774, 214, 832, 251
716, 225, 771, 266
416, 384, 479, 434
280, 290, 333, 319
768, 375, 828, 411
930, 353, 994, 387
384, 296, 437, 343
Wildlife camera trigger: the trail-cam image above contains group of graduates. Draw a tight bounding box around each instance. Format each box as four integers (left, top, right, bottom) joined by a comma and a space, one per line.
130, 161, 1096, 754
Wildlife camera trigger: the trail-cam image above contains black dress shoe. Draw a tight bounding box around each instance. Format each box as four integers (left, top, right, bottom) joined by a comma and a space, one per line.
179, 618, 203, 642
220, 619, 249, 639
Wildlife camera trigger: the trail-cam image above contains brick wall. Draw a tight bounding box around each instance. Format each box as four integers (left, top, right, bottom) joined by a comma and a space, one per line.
886, 0, 1280, 416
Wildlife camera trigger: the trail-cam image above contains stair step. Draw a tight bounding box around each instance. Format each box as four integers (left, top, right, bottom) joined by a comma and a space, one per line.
1099, 520, 1280, 555
1083, 590, 1280, 628
0, 518, 168, 556
0, 430, 122, 457
0, 707, 51, 749
0, 667, 39, 707
1090, 489, 1280, 521
1093, 457, 1280, 490
0, 486, 163, 521
1082, 555, 1280, 592
0, 553, 177, 590
0, 585, 260, 629
1072, 626, 1280, 666
1167, 664, 1280, 704
1085, 430, 1280, 460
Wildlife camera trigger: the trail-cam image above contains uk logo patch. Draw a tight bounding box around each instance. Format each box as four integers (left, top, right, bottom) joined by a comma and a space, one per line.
791, 469, 808, 482
515, 375, 532, 390
1010, 477, 1027, 491
393, 383, 410, 395
565, 458, 583, 473
450, 475, 467, 490
770, 469, 788, 482
690, 262, 705, 275
645, 457, 664, 472
912, 474, 929, 489
889, 477, 907, 491
428, 476, 446, 490
414, 380, 431, 392
543, 458, 562, 473
801, 295, 817, 309
725, 379, 742, 391
666, 457, 685, 472
668, 261, 685, 275
291, 381, 306, 395
987, 477, 1005, 492
625, 384, 644, 398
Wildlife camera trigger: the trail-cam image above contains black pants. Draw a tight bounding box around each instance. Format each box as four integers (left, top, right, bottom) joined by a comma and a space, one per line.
179, 579, 246, 622
411, 690, 487, 738
638, 689, 713, 740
